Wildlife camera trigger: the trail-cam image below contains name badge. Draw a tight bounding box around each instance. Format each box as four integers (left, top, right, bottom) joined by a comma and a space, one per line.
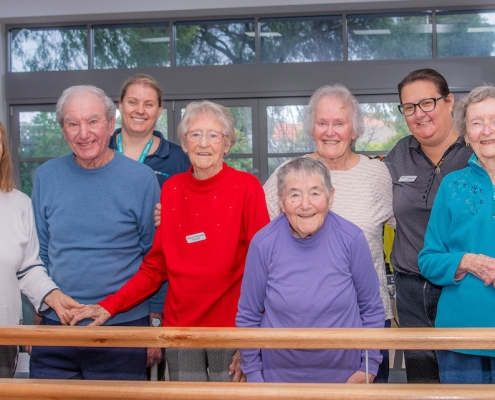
186, 232, 206, 244
398, 176, 417, 183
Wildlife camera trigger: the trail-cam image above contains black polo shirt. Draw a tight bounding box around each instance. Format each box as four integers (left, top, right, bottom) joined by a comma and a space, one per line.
385, 135, 472, 275
110, 129, 191, 188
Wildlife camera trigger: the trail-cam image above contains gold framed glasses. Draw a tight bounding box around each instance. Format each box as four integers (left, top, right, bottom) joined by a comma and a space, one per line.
185, 130, 226, 143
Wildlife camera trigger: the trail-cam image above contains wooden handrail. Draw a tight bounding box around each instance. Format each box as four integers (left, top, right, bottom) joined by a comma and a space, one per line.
2, 326, 495, 349
1, 380, 495, 400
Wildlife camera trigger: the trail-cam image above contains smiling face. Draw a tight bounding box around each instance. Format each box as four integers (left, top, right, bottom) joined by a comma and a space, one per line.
280, 172, 333, 239
182, 113, 230, 180
62, 92, 115, 168
465, 98, 495, 166
400, 80, 455, 147
313, 96, 355, 161
119, 83, 162, 136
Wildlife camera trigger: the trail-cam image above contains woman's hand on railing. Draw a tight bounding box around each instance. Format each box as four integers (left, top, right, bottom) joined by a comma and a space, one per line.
44, 289, 84, 325
229, 350, 246, 382
69, 304, 111, 326
346, 371, 375, 384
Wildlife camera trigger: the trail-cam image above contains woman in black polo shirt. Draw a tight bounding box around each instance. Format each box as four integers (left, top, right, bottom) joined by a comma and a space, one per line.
384, 69, 472, 383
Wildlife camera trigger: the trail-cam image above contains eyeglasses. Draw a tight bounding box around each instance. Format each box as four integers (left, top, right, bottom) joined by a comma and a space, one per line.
398, 96, 445, 116
185, 130, 226, 144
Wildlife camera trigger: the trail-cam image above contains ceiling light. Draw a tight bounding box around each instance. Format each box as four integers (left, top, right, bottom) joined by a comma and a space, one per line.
468, 27, 495, 33
245, 32, 282, 37
140, 37, 170, 43
353, 29, 391, 35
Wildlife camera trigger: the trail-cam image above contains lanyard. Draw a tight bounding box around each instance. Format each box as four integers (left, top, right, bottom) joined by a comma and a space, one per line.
117, 134, 154, 163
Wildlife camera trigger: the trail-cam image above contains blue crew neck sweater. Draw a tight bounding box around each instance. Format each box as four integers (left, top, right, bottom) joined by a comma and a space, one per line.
32, 152, 160, 325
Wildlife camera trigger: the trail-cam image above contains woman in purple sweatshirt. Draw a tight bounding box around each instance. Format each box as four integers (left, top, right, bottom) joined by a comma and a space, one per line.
236, 157, 384, 383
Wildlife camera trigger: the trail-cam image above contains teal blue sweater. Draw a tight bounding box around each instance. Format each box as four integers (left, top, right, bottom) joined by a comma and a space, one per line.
32, 152, 160, 325
419, 153, 495, 356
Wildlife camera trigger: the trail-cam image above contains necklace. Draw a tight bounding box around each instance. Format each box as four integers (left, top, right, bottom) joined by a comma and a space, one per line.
117, 133, 154, 163
434, 156, 445, 175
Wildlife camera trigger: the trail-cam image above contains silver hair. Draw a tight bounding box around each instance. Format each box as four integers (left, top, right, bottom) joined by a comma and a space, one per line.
303, 84, 365, 140
56, 85, 116, 127
454, 85, 495, 137
276, 157, 333, 198
177, 100, 237, 153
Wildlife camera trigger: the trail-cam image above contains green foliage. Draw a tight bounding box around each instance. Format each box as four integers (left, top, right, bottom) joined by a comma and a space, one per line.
356, 103, 410, 152
267, 105, 315, 154
19, 112, 70, 195
437, 12, 495, 57
94, 25, 170, 69
348, 14, 432, 60
225, 158, 253, 172
175, 22, 255, 66
11, 28, 87, 72
228, 107, 252, 155
261, 17, 343, 63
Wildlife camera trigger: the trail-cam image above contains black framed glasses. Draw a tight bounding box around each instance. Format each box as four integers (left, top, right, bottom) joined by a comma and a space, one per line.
398, 96, 445, 116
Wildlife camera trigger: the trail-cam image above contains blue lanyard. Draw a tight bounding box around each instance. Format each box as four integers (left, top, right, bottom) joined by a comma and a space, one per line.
117, 134, 154, 163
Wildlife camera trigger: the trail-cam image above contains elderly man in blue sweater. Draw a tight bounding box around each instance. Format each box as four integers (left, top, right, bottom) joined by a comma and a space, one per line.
30, 85, 160, 380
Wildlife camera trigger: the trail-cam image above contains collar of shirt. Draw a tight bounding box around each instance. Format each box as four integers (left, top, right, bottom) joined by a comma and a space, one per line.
111, 128, 171, 159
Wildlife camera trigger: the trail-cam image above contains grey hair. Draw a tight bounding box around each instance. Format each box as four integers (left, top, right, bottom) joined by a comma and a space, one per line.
303, 84, 365, 140
276, 157, 333, 198
454, 85, 495, 137
177, 100, 237, 153
56, 85, 117, 127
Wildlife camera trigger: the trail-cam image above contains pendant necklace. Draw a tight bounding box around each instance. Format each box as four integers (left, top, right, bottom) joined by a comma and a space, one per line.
434, 156, 446, 175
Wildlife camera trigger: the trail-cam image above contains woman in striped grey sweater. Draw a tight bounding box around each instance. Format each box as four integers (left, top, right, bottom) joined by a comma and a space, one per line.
263, 84, 394, 383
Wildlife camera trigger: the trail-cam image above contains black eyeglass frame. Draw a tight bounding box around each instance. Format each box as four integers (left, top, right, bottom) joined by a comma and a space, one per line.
398, 96, 445, 116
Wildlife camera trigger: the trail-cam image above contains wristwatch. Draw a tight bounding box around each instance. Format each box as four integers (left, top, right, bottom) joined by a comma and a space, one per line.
151, 317, 162, 327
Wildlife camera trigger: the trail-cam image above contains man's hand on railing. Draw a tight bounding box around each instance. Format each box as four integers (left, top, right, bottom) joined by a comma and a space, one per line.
346, 371, 375, 384
69, 304, 111, 326
229, 350, 246, 382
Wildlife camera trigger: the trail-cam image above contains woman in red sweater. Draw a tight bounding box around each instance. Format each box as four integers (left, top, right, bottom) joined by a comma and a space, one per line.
71, 101, 270, 382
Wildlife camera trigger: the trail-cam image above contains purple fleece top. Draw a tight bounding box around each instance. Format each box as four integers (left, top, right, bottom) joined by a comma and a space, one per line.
236, 212, 384, 383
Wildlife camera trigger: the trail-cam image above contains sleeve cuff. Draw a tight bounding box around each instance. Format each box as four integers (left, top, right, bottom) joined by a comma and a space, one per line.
97, 299, 117, 317
454, 271, 467, 282
359, 359, 380, 377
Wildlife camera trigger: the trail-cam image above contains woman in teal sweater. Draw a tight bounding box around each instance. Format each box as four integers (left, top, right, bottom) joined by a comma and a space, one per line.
419, 85, 495, 384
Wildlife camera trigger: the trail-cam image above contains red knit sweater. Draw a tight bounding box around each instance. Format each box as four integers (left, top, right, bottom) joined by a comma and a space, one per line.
99, 163, 269, 327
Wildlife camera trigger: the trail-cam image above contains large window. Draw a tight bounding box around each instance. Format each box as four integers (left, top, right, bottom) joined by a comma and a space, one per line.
347, 13, 432, 60
10, 9, 495, 72
11, 27, 88, 72
356, 102, 409, 152
260, 15, 343, 63
437, 11, 495, 57
93, 23, 170, 69
175, 19, 255, 66
17, 110, 71, 195
265, 104, 315, 176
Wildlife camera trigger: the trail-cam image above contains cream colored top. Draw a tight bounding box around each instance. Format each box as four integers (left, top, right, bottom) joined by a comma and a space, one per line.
0, 189, 58, 325
263, 154, 395, 320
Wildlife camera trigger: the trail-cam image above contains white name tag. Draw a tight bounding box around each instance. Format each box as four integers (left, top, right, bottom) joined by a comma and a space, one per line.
186, 232, 206, 244
398, 175, 417, 183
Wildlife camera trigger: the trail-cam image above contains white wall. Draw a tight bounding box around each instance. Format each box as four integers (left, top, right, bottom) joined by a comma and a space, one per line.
1, 0, 494, 24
